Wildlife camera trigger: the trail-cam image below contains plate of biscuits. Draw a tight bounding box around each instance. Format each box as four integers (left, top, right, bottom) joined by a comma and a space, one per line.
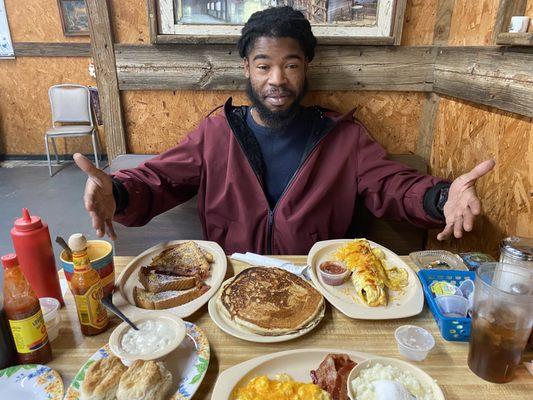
112, 240, 227, 318
64, 321, 210, 400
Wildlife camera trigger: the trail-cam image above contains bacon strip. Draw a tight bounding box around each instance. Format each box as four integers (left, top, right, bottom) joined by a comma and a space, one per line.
310, 354, 357, 400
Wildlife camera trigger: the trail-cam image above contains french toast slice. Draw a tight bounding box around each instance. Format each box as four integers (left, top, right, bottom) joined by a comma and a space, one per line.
138, 267, 197, 293
150, 241, 210, 279
133, 284, 210, 310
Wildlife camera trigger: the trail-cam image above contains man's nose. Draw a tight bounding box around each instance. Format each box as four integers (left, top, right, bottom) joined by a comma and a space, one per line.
268, 66, 287, 86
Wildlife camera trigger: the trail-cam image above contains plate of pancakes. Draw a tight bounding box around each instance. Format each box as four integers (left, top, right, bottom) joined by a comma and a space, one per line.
208, 267, 325, 342
113, 240, 227, 318
308, 239, 424, 319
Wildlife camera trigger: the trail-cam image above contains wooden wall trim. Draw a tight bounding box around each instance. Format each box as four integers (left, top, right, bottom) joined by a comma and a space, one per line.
86, 0, 127, 160
416, 93, 440, 162
492, 0, 527, 43
392, 0, 408, 45
146, 0, 158, 45
433, 46, 533, 117
433, 0, 455, 46
114, 44, 437, 91
13, 42, 91, 57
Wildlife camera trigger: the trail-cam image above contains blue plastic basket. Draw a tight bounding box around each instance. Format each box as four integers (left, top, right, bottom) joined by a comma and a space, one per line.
417, 269, 476, 342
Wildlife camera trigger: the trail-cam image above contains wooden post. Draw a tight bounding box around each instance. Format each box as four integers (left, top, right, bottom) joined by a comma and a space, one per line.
415, 0, 455, 162
86, 0, 127, 161
493, 0, 527, 43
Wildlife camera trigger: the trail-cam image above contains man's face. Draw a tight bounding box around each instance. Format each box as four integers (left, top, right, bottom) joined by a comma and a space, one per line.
244, 36, 308, 127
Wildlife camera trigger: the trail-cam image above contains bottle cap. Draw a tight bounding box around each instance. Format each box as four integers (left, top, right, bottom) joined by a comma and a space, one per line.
1, 253, 19, 269
13, 208, 43, 231
68, 233, 88, 252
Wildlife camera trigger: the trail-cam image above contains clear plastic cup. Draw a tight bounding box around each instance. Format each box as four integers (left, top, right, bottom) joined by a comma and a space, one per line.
394, 325, 435, 361
39, 297, 61, 342
435, 294, 468, 318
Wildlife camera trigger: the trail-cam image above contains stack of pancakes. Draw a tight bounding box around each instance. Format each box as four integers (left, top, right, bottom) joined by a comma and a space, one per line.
217, 267, 324, 335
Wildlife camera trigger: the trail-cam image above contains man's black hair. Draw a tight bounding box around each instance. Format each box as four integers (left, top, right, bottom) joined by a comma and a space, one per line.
237, 6, 317, 62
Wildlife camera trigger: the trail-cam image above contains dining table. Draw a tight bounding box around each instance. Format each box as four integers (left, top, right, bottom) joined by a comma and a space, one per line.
49, 255, 533, 400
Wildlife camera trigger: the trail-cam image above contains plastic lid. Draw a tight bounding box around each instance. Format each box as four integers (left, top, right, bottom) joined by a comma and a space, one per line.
500, 236, 533, 262
13, 208, 43, 231
1, 253, 19, 269
68, 233, 88, 252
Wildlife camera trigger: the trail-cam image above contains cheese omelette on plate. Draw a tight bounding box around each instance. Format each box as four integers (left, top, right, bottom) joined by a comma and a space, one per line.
334, 239, 408, 307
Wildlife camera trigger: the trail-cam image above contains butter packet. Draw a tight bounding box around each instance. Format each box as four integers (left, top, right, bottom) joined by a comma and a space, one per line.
430, 281, 462, 297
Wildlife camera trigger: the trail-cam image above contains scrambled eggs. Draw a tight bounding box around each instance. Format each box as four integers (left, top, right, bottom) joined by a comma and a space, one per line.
232, 374, 331, 400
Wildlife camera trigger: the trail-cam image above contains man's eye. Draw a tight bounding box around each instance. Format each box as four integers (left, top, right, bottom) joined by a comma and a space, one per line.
287, 64, 299, 69
257, 65, 269, 70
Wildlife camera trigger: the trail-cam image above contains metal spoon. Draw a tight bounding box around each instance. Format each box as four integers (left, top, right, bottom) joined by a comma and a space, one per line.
101, 296, 139, 331
55, 236, 72, 260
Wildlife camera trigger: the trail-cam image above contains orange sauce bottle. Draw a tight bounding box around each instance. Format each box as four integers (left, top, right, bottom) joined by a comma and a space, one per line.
69, 234, 109, 336
2, 253, 52, 364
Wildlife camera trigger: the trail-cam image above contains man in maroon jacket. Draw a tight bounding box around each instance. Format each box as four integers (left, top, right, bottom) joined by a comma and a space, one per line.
74, 7, 494, 255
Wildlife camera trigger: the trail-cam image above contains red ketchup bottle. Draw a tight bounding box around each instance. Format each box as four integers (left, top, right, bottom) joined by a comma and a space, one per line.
10, 208, 64, 305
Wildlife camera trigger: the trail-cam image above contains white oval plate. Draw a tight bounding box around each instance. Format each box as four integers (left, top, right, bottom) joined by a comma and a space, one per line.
308, 239, 423, 319
0, 364, 63, 400
211, 348, 370, 399
347, 357, 445, 400
208, 276, 325, 343
113, 240, 227, 318
65, 321, 210, 400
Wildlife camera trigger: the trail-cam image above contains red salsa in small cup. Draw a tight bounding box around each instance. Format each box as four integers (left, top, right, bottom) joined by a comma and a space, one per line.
320, 261, 347, 275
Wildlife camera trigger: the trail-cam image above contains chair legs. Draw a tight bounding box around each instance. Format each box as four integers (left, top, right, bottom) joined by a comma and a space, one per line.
91, 130, 100, 169
51, 137, 60, 164
44, 135, 53, 177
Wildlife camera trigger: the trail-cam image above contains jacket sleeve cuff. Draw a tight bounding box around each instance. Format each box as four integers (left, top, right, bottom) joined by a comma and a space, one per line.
423, 182, 451, 221
112, 177, 129, 215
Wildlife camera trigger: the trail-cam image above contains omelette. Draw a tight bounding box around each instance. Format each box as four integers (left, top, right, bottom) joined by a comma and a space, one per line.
334, 239, 408, 306
232, 374, 331, 400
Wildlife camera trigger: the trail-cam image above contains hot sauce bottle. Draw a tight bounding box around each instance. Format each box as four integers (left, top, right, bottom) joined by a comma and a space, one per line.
2, 253, 52, 364
69, 234, 109, 336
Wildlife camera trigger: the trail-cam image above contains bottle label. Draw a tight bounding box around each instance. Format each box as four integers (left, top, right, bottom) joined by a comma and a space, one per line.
73, 251, 91, 271
74, 282, 108, 329
8, 311, 49, 354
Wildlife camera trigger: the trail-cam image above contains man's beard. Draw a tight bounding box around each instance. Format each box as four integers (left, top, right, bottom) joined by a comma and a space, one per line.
246, 79, 308, 129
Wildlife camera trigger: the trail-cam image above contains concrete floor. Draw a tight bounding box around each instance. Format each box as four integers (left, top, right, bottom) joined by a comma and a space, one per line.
0, 161, 97, 285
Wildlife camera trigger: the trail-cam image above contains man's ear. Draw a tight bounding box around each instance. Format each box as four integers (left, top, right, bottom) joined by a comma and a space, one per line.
243, 57, 250, 79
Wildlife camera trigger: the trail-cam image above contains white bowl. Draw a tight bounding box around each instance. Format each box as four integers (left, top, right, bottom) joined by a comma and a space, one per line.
109, 311, 186, 365
347, 357, 444, 400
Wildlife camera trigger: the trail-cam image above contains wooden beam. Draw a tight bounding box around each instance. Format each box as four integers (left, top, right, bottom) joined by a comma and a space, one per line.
86, 0, 126, 160
492, 0, 527, 43
416, 93, 440, 162
433, 0, 455, 46
146, 0, 158, 44
13, 42, 91, 57
392, 0, 408, 45
433, 46, 533, 117
496, 32, 533, 46
416, 0, 454, 162
114, 44, 436, 91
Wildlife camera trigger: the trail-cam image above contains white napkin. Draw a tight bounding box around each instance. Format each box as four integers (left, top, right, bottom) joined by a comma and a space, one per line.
230, 252, 308, 278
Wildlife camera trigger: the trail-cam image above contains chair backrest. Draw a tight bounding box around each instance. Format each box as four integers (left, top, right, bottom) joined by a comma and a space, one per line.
48, 84, 93, 126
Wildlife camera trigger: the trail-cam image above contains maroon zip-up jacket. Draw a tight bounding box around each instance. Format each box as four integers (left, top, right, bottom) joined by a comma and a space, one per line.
113, 98, 445, 255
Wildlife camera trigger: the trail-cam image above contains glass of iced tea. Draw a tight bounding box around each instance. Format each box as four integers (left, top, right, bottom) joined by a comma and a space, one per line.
468, 262, 533, 383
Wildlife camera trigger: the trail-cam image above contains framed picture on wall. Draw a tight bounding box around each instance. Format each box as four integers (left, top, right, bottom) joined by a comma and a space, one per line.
152, 0, 406, 45
57, 0, 90, 36
0, 0, 14, 59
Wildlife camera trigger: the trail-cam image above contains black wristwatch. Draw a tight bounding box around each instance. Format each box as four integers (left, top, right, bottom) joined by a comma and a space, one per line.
437, 186, 449, 214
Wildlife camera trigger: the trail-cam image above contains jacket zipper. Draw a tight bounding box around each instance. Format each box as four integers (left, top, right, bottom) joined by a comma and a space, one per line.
267, 110, 337, 254
227, 107, 337, 255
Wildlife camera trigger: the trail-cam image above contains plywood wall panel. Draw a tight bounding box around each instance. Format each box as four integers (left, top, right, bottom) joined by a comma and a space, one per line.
447, 0, 499, 46
401, 0, 439, 45
109, 0, 149, 44
4, 0, 89, 42
0, 57, 106, 155
427, 97, 533, 257
122, 91, 424, 155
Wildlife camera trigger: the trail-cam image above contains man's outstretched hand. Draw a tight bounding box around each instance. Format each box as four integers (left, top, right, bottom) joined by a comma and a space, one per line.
437, 159, 495, 241
74, 153, 117, 240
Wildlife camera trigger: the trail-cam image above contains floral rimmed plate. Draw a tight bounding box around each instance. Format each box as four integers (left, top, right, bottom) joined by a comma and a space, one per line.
65, 321, 210, 399
0, 364, 64, 400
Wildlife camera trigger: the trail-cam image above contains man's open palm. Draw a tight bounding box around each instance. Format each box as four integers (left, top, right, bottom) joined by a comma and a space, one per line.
74, 153, 117, 240
437, 159, 495, 241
